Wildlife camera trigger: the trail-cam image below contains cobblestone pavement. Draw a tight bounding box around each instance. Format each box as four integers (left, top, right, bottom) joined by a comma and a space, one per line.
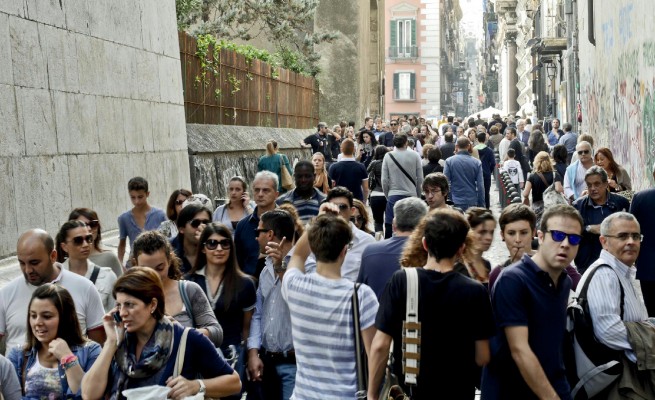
486, 176, 510, 266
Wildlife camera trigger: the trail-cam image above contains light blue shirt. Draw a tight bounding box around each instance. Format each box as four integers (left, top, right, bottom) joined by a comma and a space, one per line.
443, 150, 485, 208
117, 207, 167, 246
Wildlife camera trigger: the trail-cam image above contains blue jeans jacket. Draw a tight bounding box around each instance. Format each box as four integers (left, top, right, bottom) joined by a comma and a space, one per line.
7, 341, 101, 399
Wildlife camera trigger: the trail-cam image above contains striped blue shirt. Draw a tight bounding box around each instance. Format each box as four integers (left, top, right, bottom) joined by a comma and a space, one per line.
276, 188, 326, 224
579, 250, 649, 362
282, 268, 378, 399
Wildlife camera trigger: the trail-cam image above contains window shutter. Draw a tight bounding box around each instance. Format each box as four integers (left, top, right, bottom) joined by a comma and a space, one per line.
411, 19, 417, 47
393, 73, 399, 98
410, 73, 416, 97
390, 21, 397, 48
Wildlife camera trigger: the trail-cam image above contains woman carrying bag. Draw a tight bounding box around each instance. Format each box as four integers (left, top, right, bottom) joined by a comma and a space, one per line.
257, 140, 293, 193
81, 267, 240, 400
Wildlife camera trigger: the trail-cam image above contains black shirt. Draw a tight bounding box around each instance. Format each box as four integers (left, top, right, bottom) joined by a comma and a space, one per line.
422, 162, 443, 176
303, 133, 332, 161
439, 142, 456, 160
376, 268, 495, 399
328, 160, 368, 201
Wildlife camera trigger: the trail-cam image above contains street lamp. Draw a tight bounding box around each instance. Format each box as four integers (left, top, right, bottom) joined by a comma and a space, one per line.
546, 63, 557, 81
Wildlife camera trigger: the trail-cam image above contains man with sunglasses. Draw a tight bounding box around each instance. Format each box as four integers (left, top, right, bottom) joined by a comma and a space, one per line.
304, 187, 374, 282
564, 141, 594, 201
572, 166, 630, 274
247, 210, 297, 400
482, 205, 583, 400
0, 229, 106, 351
576, 212, 651, 393
378, 118, 399, 150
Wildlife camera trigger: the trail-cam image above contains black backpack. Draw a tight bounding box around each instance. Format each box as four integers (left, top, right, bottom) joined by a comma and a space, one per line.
564, 264, 625, 399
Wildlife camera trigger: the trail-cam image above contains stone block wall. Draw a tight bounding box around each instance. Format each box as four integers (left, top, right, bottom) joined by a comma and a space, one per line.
187, 124, 313, 202
0, 0, 191, 258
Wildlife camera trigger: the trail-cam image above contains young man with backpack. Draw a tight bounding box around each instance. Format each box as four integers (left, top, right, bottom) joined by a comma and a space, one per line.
367, 209, 495, 399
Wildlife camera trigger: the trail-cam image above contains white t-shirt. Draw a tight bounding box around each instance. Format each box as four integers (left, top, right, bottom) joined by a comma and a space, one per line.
502, 159, 524, 184
304, 222, 375, 282
282, 268, 378, 400
62, 259, 117, 312
0, 265, 105, 351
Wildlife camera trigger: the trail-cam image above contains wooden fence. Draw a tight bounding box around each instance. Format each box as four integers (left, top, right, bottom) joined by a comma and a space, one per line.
178, 32, 319, 129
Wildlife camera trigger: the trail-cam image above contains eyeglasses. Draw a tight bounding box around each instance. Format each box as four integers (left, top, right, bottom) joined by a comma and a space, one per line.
68, 234, 94, 246
604, 232, 644, 242
577, 150, 590, 155
546, 230, 583, 246
424, 189, 442, 197
334, 203, 350, 211
86, 220, 99, 229
254, 228, 272, 237
175, 199, 187, 206
204, 239, 232, 250
189, 219, 211, 228
390, 123, 398, 126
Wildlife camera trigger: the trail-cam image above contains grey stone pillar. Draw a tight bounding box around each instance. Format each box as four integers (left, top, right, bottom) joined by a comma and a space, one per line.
505, 32, 520, 114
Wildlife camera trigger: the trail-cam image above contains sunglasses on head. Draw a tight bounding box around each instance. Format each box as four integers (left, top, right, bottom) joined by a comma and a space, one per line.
546, 230, 582, 246
69, 234, 94, 246
190, 219, 211, 228
204, 239, 232, 250
86, 220, 99, 229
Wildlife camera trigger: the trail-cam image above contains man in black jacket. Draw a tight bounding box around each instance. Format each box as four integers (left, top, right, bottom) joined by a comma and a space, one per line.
439, 132, 456, 160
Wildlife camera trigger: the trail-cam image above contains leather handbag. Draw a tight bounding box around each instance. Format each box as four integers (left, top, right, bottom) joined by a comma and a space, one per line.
279, 154, 294, 190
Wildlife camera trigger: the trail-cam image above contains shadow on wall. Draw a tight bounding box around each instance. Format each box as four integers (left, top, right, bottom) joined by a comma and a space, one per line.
186, 124, 314, 202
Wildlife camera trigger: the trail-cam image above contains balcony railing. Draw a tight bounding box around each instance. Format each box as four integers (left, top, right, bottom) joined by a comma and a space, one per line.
393, 89, 416, 101
389, 46, 419, 59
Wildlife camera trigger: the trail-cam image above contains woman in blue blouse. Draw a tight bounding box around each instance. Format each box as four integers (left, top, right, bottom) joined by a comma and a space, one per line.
257, 140, 293, 193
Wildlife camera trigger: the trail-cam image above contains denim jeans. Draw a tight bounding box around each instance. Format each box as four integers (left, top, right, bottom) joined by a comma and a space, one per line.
274, 363, 297, 400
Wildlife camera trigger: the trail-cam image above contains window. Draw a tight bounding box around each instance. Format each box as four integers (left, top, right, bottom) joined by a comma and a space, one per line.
390, 19, 417, 58
393, 72, 416, 101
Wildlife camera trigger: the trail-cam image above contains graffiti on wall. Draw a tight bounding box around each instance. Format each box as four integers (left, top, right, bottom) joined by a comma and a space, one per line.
580, 2, 655, 190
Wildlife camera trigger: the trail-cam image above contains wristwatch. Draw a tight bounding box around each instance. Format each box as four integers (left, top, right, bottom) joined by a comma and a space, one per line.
197, 379, 206, 395
585, 225, 591, 233
274, 259, 288, 273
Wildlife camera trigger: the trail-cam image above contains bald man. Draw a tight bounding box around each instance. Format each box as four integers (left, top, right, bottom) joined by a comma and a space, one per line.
0, 230, 106, 350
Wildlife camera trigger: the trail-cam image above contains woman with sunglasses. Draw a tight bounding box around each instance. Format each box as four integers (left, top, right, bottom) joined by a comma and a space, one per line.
213, 177, 254, 233
81, 267, 240, 400
131, 231, 223, 348
171, 204, 213, 274
187, 223, 256, 399
69, 208, 123, 277
8, 284, 101, 400
158, 189, 192, 239
56, 221, 118, 312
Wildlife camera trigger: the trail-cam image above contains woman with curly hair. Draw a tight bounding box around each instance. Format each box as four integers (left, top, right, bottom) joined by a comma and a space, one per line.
595, 147, 632, 192
356, 130, 378, 167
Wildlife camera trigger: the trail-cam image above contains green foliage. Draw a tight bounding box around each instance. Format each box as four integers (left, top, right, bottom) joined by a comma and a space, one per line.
175, 0, 337, 77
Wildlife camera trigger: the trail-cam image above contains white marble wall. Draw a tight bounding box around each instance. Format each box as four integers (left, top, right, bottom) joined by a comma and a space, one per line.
0, 0, 190, 257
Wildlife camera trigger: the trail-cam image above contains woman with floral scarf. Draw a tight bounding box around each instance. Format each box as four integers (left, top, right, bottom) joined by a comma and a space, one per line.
81, 267, 240, 400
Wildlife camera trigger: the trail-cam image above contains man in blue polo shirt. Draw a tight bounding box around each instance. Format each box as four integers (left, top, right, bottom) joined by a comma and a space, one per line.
328, 139, 369, 201
482, 204, 583, 400
276, 161, 326, 224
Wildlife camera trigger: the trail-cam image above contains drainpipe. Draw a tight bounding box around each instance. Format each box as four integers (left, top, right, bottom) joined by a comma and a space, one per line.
565, 0, 577, 130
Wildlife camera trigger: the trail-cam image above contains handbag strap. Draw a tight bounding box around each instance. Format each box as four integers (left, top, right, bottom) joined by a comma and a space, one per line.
179, 280, 195, 327
403, 268, 420, 386
352, 283, 366, 397
173, 327, 191, 378
388, 154, 416, 187
536, 172, 549, 187
89, 265, 101, 284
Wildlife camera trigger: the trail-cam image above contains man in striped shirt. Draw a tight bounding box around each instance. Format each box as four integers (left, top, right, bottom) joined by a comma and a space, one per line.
282, 211, 379, 399
579, 212, 649, 364
275, 161, 326, 224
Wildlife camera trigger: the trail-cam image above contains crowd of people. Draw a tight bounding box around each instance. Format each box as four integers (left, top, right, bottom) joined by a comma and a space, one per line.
0, 112, 653, 400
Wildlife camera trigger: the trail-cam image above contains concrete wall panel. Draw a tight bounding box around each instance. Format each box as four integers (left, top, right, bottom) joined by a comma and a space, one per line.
41, 25, 80, 93
9, 17, 48, 89
0, 84, 22, 157
24, 0, 66, 29
0, 0, 190, 258
0, 14, 12, 85
16, 87, 56, 156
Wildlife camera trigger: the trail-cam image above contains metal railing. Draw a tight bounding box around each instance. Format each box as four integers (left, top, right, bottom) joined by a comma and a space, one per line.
388, 46, 419, 59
